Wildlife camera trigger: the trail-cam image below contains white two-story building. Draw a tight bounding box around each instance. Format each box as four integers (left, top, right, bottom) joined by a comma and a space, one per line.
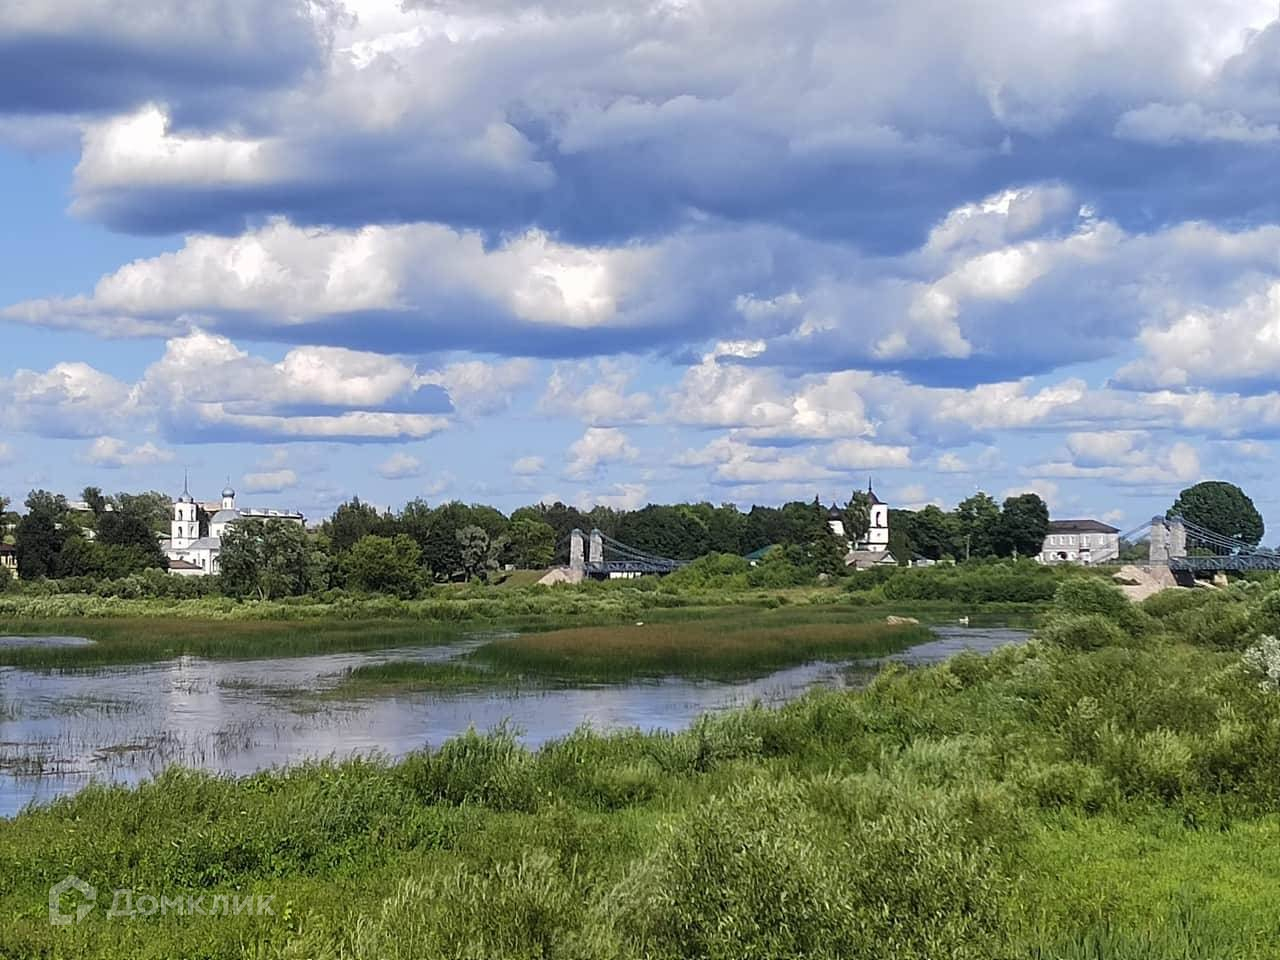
1039, 519, 1120, 565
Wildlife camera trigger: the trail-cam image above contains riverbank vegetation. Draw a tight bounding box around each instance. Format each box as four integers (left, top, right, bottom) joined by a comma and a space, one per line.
0, 559, 1083, 668
6, 576, 1280, 956
465, 618, 930, 682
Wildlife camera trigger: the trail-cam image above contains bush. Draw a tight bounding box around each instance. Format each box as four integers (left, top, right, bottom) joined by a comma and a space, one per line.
1039, 613, 1130, 651
1140, 588, 1215, 620
399, 726, 538, 812
1051, 578, 1152, 639
350, 853, 580, 960
602, 778, 1009, 960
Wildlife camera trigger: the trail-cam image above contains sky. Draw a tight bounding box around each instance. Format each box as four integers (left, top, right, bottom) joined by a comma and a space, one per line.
3, 0, 1280, 537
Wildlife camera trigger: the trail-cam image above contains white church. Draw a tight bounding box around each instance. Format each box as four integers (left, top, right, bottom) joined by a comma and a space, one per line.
164, 478, 305, 576
826, 484, 897, 569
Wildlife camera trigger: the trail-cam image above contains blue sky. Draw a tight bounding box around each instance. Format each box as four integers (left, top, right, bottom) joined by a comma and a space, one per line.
3, 0, 1280, 537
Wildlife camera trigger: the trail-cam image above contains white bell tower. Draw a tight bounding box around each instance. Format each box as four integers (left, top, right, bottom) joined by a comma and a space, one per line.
171, 472, 199, 549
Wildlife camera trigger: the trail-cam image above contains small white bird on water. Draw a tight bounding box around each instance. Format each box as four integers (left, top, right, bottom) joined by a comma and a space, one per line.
958, 616, 970, 626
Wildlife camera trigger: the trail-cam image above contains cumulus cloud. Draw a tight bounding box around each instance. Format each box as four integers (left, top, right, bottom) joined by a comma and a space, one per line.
577, 483, 649, 512
82, 436, 173, 468
0, 363, 135, 437
1029, 433, 1202, 487
34, 0, 1280, 251
241, 469, 299, 493
0, 0, 335, 118
419, 359, 535, 416
1115, 283, 1280, 392
512, 455, 545, 476
565, 427, 638, 478
377, 452, 424, 479
540, 360, 655, 425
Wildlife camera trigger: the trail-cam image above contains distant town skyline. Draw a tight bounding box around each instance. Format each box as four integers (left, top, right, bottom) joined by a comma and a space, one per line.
4, 1, 1280, 536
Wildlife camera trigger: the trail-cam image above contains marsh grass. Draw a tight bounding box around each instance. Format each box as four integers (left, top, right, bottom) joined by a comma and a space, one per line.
0, 617, 465, 668
9, 586, 1280, 956
332, 660, 515, 695
468, 618, 932, 681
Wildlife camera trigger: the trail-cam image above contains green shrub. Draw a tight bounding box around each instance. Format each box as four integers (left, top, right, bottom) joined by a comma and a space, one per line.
1140, 588, 1215, 620
350, 852, 580, 960
399, 726, 538, 812
1039, 613, 1130, 651
602, 778, 1009, 960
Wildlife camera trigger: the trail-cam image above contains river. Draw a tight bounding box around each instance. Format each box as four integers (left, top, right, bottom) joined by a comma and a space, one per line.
0, 624, 1027, 817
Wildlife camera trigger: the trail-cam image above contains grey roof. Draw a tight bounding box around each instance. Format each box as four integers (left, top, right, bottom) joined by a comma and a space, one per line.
827, 504, 844, 519
210, 509, 241, 523
1047, 519, 1119, 534
179, 537, 222, 551
168, 558, 202, 570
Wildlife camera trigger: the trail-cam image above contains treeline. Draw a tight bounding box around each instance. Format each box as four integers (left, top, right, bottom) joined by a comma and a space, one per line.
0, 485, 1055, 601
2, 489, 170, 582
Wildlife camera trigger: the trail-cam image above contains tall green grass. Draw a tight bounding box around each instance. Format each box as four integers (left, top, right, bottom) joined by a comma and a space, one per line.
8, 576, 1280, 956
468, 618, 931, 681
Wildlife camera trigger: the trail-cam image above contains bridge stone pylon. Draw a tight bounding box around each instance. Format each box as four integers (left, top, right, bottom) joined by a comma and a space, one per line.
569, 528, 585, 572
589, 529, 603, 565
1149, 516, 1187, 566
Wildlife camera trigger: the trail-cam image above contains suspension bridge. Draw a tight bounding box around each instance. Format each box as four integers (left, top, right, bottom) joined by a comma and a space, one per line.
566, 528, 686, 580
1126, 515, 1280, 582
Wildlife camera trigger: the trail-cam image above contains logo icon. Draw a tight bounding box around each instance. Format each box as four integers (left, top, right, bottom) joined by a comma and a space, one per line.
49, 875, 96, 926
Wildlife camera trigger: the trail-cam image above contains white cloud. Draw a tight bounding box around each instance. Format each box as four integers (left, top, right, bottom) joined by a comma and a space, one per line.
541, 360, 654, 426
1001, 479, 1062, 507
675, 435, 836, 486
1115, 102, 1280, 145
825, 438, 912, 471
1116, 283, 1280, 390
241, 469, 299, 494
377, 452, 424, 479
513, 455, 545, 475
577, 483, 649, 512
1029, 435, 1202, 487
419, 359, 535, 416
82, 436, 174, 468
0, 363, 136, 438
565, 427, 638, 479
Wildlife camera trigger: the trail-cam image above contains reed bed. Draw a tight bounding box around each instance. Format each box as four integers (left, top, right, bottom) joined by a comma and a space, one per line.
468, 619, 931, 681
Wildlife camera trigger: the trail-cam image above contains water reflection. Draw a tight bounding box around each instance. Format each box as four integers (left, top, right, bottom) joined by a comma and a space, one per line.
0, 625, 1024, 817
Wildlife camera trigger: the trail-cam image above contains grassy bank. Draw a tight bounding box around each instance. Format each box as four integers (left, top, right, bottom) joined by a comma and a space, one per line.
0, 583, 1032, 669
0, 617, 465, 668
466, 618, 930, 681
6, 577, 1280, 956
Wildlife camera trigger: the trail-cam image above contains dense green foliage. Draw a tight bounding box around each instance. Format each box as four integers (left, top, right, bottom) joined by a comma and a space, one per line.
1169, 480, 1265, 546
10, 580, 1280, 955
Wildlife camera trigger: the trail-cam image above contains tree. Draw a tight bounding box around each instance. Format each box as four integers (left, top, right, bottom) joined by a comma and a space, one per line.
114, 491, 172, 533
98, 502, 167, 572
81, 486, 107, 518
345, 534, 422, 597
905, 505, 956, 561
954, 492, 1001, 559
843, 491, 871, 547
506, 518, 556, 569
16, 490, 69, 579
1169, 481, 1264, 547
457, 524, 504, 581
993, 493, 1050, 558
422, 501, 471, 580
219, 519, 310, 600
325, 498, 386, 554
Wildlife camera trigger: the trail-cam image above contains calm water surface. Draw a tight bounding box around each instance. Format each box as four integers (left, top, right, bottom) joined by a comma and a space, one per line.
0, 624, 1026, 817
